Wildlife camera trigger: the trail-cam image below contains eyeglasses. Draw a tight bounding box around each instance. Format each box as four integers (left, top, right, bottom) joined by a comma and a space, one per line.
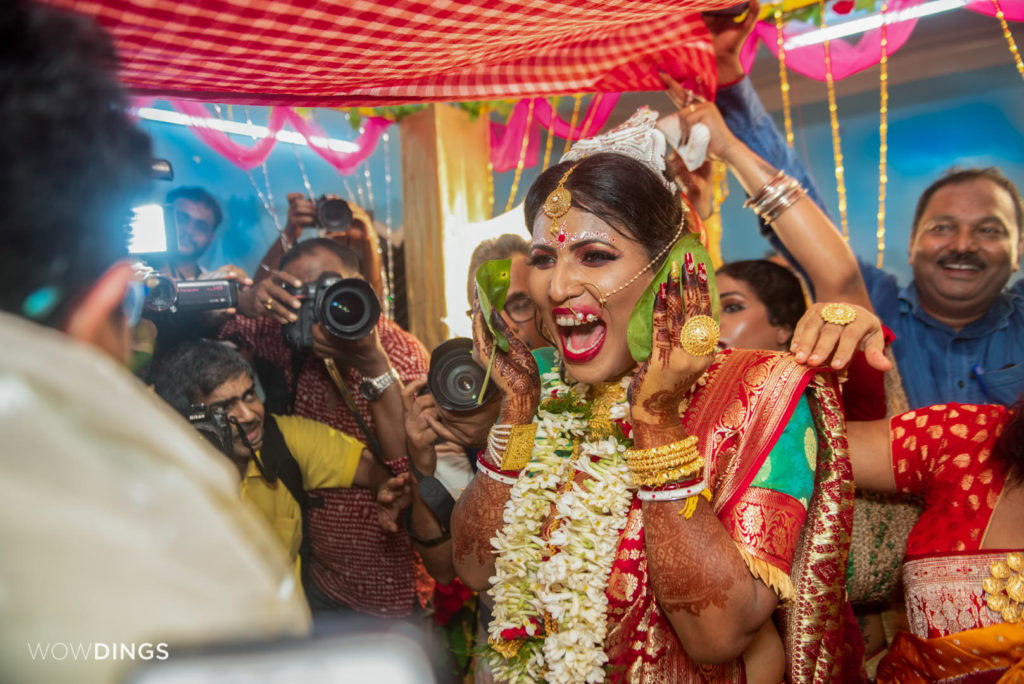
503, 294, 536, 323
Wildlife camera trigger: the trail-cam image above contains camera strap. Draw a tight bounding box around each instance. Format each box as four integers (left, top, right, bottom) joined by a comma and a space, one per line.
259, 415, 323, 593
322, 358, 387, 465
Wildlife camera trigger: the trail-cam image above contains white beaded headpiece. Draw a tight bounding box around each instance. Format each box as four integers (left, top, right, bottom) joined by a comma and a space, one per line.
561, 107, 675, 191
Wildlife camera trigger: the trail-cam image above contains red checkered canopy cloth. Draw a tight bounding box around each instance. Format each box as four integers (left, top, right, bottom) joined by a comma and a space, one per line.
42, 1, 735, 106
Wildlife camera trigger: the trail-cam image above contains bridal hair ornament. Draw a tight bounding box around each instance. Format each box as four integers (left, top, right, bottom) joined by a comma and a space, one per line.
561, 107, 676, 191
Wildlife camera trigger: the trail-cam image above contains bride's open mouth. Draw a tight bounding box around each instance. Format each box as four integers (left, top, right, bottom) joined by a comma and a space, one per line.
553, 307, 607, 363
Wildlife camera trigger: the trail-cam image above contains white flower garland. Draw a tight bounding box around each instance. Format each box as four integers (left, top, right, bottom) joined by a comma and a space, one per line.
487, 370, 636, 683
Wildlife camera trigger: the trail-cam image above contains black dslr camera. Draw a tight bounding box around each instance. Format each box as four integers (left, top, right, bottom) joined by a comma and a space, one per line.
315, 196, 353, 231
426, 338, 498, 412
187, 403, 234, 457
281, 272, 381, 351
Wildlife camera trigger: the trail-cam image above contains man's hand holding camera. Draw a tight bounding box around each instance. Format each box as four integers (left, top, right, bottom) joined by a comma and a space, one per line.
311, 321, 390, 378
402, 378, 461, 477
237, 270, 302, 325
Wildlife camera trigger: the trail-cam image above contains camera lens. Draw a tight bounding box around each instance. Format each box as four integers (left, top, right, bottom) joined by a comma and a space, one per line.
143, 273, 177, 311
319, 278, 380, 340
317, 198, 353, 230
428, 338, 498, 412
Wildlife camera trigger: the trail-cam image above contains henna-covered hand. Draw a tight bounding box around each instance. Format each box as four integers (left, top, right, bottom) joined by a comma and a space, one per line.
629, 254, 715, 447
472, 300, 540, 424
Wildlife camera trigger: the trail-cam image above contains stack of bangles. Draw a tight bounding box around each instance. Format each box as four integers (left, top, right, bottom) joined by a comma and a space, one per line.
626, 436, 707, 502
743, 170, 807, 224
476, 423, 538, 485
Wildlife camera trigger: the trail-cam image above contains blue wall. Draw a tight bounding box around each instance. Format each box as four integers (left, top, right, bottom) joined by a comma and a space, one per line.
718, 60, 1024, 285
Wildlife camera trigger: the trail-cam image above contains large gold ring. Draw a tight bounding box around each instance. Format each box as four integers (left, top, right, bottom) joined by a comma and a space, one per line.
820, 302, 857, 326
680, 315, 719, 357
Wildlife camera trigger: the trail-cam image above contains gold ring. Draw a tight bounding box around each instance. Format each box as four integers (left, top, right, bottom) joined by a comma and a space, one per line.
820, 302, 857, 326
264, 299, 274, 311
680, 315, 719, 357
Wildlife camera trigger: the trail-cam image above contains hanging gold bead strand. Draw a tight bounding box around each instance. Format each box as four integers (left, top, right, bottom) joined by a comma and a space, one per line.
563, 94, 584, 156
877, 1, 890, 267
819, 0, 850, 240
991, 0, 1024, 82
504, 97, 536, 213
774, 3, 796, 147
542, 96, 559, 171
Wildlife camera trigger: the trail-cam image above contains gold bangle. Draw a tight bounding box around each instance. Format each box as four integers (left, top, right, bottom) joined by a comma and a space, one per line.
632, 461, 705, 487
498, 423, 538, 471
626, 436, 704, 486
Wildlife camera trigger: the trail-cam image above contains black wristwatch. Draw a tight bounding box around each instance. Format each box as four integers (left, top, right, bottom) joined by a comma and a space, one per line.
358, 368, 399, 401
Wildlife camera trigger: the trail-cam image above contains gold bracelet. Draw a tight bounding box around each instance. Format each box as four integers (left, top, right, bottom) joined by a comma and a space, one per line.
497, 423, 538, 471
627, 450, 702, 474
631, 460, 705, 488
626, 436, 703, 486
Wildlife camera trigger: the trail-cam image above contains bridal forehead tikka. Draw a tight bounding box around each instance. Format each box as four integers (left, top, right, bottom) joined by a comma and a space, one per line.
541, 107, 686, 308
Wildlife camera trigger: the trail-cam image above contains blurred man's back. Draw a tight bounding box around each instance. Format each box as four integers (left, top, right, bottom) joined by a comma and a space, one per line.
0, 4, 309, 682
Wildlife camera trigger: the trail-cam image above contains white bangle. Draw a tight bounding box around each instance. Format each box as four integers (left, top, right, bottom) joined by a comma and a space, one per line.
477, 459, 519, 486
637, 480, 707, 502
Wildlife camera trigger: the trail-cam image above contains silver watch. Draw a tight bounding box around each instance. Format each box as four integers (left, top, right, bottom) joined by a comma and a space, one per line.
359, 368, 399, 401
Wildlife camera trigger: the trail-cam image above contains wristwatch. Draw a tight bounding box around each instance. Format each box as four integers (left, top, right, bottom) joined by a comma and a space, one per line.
358, 368, 399, 401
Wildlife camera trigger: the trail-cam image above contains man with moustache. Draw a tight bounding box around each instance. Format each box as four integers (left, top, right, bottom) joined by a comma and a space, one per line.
149, 340, 392, 566
857, 169, 1024, 407
701, 0, 1024, 408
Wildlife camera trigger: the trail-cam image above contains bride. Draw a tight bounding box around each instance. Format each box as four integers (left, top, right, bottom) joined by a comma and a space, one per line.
450, 111, 857, 683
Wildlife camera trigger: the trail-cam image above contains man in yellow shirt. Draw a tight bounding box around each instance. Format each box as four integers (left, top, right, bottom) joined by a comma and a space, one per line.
150, 340, 389, 563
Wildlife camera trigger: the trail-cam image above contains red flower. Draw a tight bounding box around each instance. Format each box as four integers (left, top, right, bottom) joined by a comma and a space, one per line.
833, 0, 854, 13
432, 578, 474, 626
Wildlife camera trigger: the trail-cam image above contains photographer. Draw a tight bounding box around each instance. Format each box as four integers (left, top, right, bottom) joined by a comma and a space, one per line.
0, 4, 308, 682
219, 237, 431, 619
150, 341, 391, 566
255, 193, 385, 301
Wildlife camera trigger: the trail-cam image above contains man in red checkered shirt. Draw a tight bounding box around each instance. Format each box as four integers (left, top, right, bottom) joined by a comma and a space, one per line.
220, 236, 429, 618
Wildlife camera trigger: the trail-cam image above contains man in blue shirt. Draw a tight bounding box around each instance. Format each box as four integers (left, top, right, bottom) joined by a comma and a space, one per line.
708, 2, 1024, 408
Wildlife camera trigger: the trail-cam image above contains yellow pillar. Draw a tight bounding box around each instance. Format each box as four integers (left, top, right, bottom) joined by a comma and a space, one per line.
400, 104, 491, 351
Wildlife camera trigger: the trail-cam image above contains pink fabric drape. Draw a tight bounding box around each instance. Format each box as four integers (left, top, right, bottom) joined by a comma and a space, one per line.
739, 0, 1024, 82
489, 93, 621, 173
166, 100, 391, 175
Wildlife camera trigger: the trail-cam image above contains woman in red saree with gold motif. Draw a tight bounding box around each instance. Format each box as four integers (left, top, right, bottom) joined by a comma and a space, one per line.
451, 111, 860, 684
793, 302, 1024, 683
847, 401, 1024, 683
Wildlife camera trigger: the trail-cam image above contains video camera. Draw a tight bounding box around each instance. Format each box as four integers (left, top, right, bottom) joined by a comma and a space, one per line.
142, 272, 238, 314
127, 159, 239, 315
187, 403, 234, 457
425, 338, 498, 412
281, 272, 381, 351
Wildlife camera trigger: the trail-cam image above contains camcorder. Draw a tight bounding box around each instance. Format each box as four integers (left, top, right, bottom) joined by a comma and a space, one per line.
142, 273, 238, 314
281, 272, 381, 351
127, 159, 239, 316
187, 403, 234, 457
425, 338, 498, 412
315, 196, 353, 231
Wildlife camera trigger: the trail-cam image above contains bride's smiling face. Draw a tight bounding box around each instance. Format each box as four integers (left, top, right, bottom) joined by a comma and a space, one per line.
528, 208, 654, 384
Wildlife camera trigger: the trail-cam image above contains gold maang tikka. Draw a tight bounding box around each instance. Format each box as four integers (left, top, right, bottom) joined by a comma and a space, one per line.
543, 165, 576, 236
